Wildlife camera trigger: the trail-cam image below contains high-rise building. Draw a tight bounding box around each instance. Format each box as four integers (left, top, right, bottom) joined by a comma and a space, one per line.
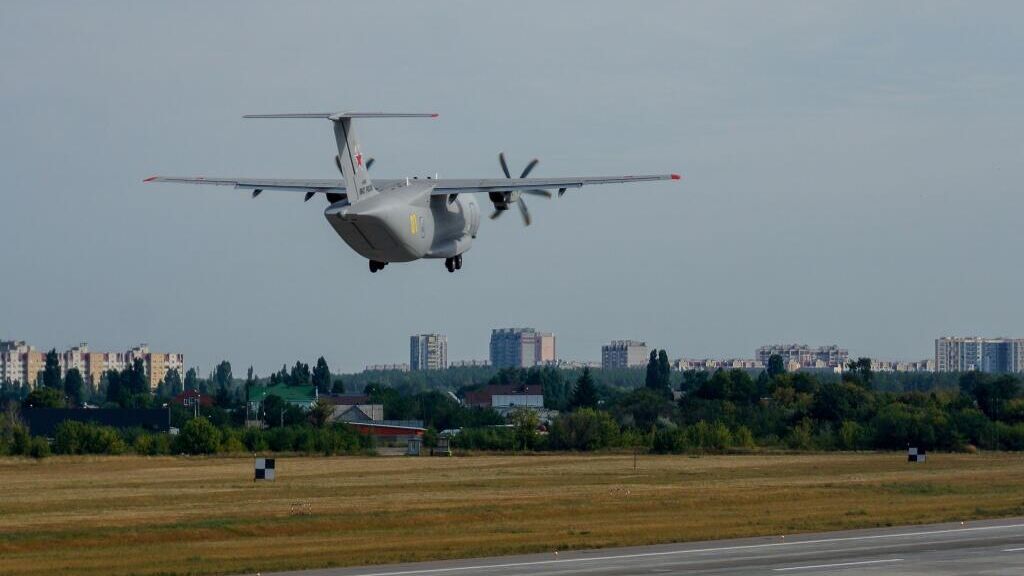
489, 328, 556, 368
935, 337, 1024, 373
410, 334, 448, 371
755, 344, 849, 369
601, 340, 648, 369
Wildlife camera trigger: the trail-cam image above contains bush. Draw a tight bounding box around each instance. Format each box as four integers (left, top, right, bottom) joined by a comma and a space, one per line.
173, 417, 221, 455
549, 408, 621, 451
29, 436, 50, 458
53, 421, 126, 455
451, 426, 515, 451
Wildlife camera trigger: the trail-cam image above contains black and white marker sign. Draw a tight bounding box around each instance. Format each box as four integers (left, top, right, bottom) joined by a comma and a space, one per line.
255, 457, 276, 480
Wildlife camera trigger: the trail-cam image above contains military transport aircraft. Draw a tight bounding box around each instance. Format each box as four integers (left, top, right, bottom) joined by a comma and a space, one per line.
146, 112, 680, 273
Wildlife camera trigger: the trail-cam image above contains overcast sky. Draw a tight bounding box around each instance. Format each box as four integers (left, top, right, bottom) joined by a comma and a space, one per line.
1, 1, 1021, 374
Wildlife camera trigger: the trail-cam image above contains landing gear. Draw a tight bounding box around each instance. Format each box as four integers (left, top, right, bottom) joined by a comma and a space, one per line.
369, 260, 387, 273
444, 254, 463, 273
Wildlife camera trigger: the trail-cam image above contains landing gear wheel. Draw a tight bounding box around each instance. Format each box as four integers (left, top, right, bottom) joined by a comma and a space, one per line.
454, 254, 463, 270
369, 260, 387, 273
445, 258, 455, 273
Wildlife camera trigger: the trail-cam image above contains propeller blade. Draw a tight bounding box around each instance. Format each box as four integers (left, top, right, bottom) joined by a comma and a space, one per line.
518, 198, 532, 226
522, 189, 552, 198
490, 209, 505, 220
498, 152, 511, 179
365, 157, 375, 170
303, 192, 315, 202
558, 187, 567, 197
252, 189, 263, 198
519, 158, 539, 178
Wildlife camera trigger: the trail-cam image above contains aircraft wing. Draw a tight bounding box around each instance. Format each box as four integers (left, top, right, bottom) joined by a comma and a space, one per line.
426, 174, 680, 195
144, 173, 680, 196
144, 176, 346, 195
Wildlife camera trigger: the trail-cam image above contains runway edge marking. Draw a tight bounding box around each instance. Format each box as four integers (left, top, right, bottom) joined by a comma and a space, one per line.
343, 522, 1024, 576
773, 558, 904, 571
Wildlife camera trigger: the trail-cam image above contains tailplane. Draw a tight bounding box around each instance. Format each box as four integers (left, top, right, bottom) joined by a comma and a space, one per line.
243, 111, 438, 203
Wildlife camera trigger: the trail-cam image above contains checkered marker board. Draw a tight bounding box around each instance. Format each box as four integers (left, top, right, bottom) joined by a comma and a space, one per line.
255, 458, 276, 480
908, 447, 926, 463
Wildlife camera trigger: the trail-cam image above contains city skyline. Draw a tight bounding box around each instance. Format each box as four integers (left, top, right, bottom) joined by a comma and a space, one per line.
15, 333, 1019, 380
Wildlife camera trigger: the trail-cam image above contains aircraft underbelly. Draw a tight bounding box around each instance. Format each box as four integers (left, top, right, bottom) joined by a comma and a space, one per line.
325, 196, 432, 263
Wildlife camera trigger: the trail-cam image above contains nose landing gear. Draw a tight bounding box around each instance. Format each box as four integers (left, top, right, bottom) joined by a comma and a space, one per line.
369, 260, 388, 273
444, 254, 463, 273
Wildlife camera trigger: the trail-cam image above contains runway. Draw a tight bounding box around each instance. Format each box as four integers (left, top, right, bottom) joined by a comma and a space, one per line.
263, 517, 1024, 575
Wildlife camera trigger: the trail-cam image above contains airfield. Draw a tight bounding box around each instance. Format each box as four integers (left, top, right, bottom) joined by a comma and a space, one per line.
3, 452, 1024, 575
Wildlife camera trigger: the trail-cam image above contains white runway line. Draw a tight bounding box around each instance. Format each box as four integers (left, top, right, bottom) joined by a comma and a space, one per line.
773, 559, 904, 571
1003, 547, 1024, 552
345, 523, 1024, 576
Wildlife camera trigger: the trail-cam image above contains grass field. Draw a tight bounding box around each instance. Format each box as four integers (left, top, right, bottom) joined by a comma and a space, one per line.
2, 452, 1024, 576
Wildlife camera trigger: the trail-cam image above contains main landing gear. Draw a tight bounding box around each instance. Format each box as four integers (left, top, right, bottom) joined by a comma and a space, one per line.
369, 260, 388, 273
444, 254, 463, 273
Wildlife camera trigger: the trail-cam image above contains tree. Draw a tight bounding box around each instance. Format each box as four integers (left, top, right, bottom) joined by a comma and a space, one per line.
289, 361, 310, 387
213, 360, 232, 388
766, 354, 786, 379
162, 368, 183, 397
312, 357, 332, 394
184, 367, 198, 391
645, 350, 672, 396
308, 399, 334, 428
331, 378, 346, 394
124, 359, 149, 396
42, 349, 61, 390
507, 407, 539, 450
104, 370, 125, 406
843, 357, 874, 389
645, 351, 659, 391
569, 367, 598, 410
23, 387, 65, 408
64, 368, 85, 406
174, 417, 221, 454
658, 350, 672, 391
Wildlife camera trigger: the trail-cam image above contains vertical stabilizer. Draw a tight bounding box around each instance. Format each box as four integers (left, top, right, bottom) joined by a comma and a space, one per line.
333, 118, 375, 203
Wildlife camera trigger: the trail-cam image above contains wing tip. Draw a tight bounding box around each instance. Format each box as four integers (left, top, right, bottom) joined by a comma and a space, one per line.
670, 173, 682, 180
143, 176, 158, 183
431, 113, 440, 118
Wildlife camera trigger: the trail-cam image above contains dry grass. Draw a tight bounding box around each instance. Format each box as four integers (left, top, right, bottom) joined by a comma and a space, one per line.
2, 452, 1024, 575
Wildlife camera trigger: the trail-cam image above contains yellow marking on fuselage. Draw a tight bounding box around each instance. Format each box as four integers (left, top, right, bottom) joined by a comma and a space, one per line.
410, 213, 418, 236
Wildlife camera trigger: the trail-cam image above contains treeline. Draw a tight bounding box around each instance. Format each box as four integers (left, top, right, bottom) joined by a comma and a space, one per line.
449, 353, 1024, 454
0, 412, 374, 458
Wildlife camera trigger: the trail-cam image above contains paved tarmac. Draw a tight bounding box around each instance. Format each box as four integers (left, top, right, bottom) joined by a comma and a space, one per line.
262, 517, 1024, 576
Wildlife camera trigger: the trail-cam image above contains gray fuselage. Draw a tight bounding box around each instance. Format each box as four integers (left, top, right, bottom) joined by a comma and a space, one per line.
325, 181, 480, 263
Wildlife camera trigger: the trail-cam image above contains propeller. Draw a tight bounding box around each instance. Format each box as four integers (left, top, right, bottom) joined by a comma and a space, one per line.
490, 152, 551, 226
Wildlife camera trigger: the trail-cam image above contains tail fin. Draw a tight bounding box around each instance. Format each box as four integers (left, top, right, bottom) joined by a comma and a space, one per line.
244, 112, 438, 203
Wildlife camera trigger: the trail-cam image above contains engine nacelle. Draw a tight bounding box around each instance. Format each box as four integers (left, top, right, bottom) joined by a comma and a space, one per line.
488, 190, 519, 212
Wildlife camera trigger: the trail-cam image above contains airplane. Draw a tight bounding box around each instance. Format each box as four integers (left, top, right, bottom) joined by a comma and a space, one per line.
145, 112, 680, 273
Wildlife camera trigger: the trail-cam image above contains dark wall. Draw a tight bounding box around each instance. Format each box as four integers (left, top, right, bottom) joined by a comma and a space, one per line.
22, 408, 169, 436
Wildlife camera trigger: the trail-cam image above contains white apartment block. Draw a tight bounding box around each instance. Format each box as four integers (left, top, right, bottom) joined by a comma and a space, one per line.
935, 337, 1024, 373
410, 334, 448, 371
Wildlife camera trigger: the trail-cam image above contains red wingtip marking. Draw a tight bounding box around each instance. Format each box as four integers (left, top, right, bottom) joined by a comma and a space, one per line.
671, 173, 682, 180
431, 113, 440, 118
143, 176, 157, 182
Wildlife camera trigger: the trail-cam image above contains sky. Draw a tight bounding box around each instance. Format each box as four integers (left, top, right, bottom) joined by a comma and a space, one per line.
1, 1, 1022, 374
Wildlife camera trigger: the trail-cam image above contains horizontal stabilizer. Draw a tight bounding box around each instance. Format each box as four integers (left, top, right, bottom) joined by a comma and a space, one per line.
243, 112, 438, 120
